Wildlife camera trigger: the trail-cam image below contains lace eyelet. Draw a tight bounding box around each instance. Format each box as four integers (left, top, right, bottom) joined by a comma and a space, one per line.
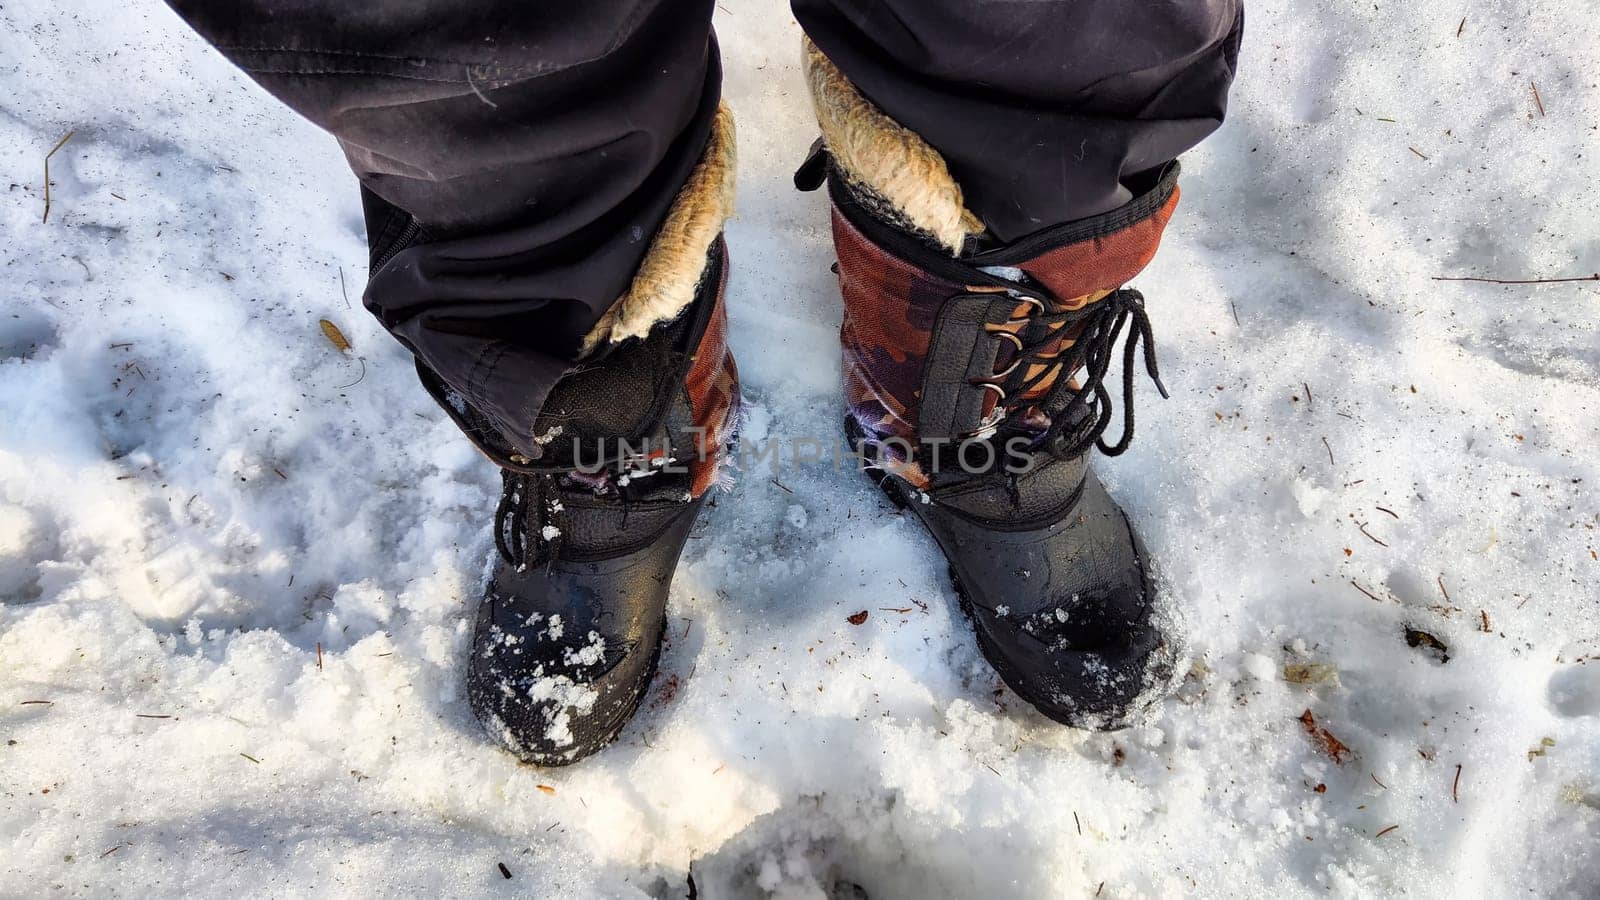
991, 330, 1024, 350
960, 407, 1006, 441
973, 381, 1007, 402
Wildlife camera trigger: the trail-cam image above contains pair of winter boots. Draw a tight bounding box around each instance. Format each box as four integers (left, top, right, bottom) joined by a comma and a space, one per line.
454, 48, 1183, 764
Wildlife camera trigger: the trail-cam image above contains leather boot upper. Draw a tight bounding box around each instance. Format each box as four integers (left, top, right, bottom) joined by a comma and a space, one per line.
804, 128, 1182, 728
466, 240, 740, 764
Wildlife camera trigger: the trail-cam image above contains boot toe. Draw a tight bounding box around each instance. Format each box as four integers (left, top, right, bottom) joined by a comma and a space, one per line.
965, 584, 1172, 730
929, 470, 1177, 730
467, 646, 653, 766
466, 493, 704, 765
466, 574, 665, 766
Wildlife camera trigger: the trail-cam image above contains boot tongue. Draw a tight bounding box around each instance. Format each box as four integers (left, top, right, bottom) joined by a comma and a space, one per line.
493, 314, 698, 569
528, 318, 686, 467
962, 165, 1182, 428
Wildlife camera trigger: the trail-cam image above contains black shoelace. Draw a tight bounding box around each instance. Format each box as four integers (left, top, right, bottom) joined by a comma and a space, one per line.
494, 471, 565, 570
974, 288, 1169, 460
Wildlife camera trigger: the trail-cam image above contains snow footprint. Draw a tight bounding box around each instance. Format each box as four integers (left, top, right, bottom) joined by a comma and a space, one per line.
1547, 665, 1600, 718
0, 309, 58, 362
0, 504, 59, 604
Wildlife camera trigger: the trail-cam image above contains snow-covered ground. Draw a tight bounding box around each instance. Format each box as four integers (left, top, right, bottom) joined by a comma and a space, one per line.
2, 1, 1597, 896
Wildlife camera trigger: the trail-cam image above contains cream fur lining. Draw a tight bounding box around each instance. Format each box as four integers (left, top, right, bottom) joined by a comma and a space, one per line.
581, 102, 737, 355
802, 38, 984, 254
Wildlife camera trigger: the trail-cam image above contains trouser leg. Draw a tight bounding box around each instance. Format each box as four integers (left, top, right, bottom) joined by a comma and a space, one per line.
793, 0, 1243, 240
164, 0, 723, 458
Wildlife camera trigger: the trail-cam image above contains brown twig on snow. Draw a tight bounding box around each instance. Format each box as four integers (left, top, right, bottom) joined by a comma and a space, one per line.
1431, 273, 1598, 285
1452, 764, 1463, 802
1531, 81, 1546, 117
1437, 575, 1451, 602
1408, 147, 1429, 160
42, 130, 77, 224
1357, 522, 1389, 547
1375, 824, 1400, 838
1351, 581, 1385, 603
1321, 436, 1335, 466
1456, 17, 1465, 37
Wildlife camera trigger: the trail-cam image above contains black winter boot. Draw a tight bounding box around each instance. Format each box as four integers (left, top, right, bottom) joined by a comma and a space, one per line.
802, 43, 1181, 729
464, 238, 738, 764
443, 107, 739, 765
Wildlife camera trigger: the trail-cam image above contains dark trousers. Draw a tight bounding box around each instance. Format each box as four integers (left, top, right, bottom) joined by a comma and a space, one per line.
166, 0, 1242, 459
